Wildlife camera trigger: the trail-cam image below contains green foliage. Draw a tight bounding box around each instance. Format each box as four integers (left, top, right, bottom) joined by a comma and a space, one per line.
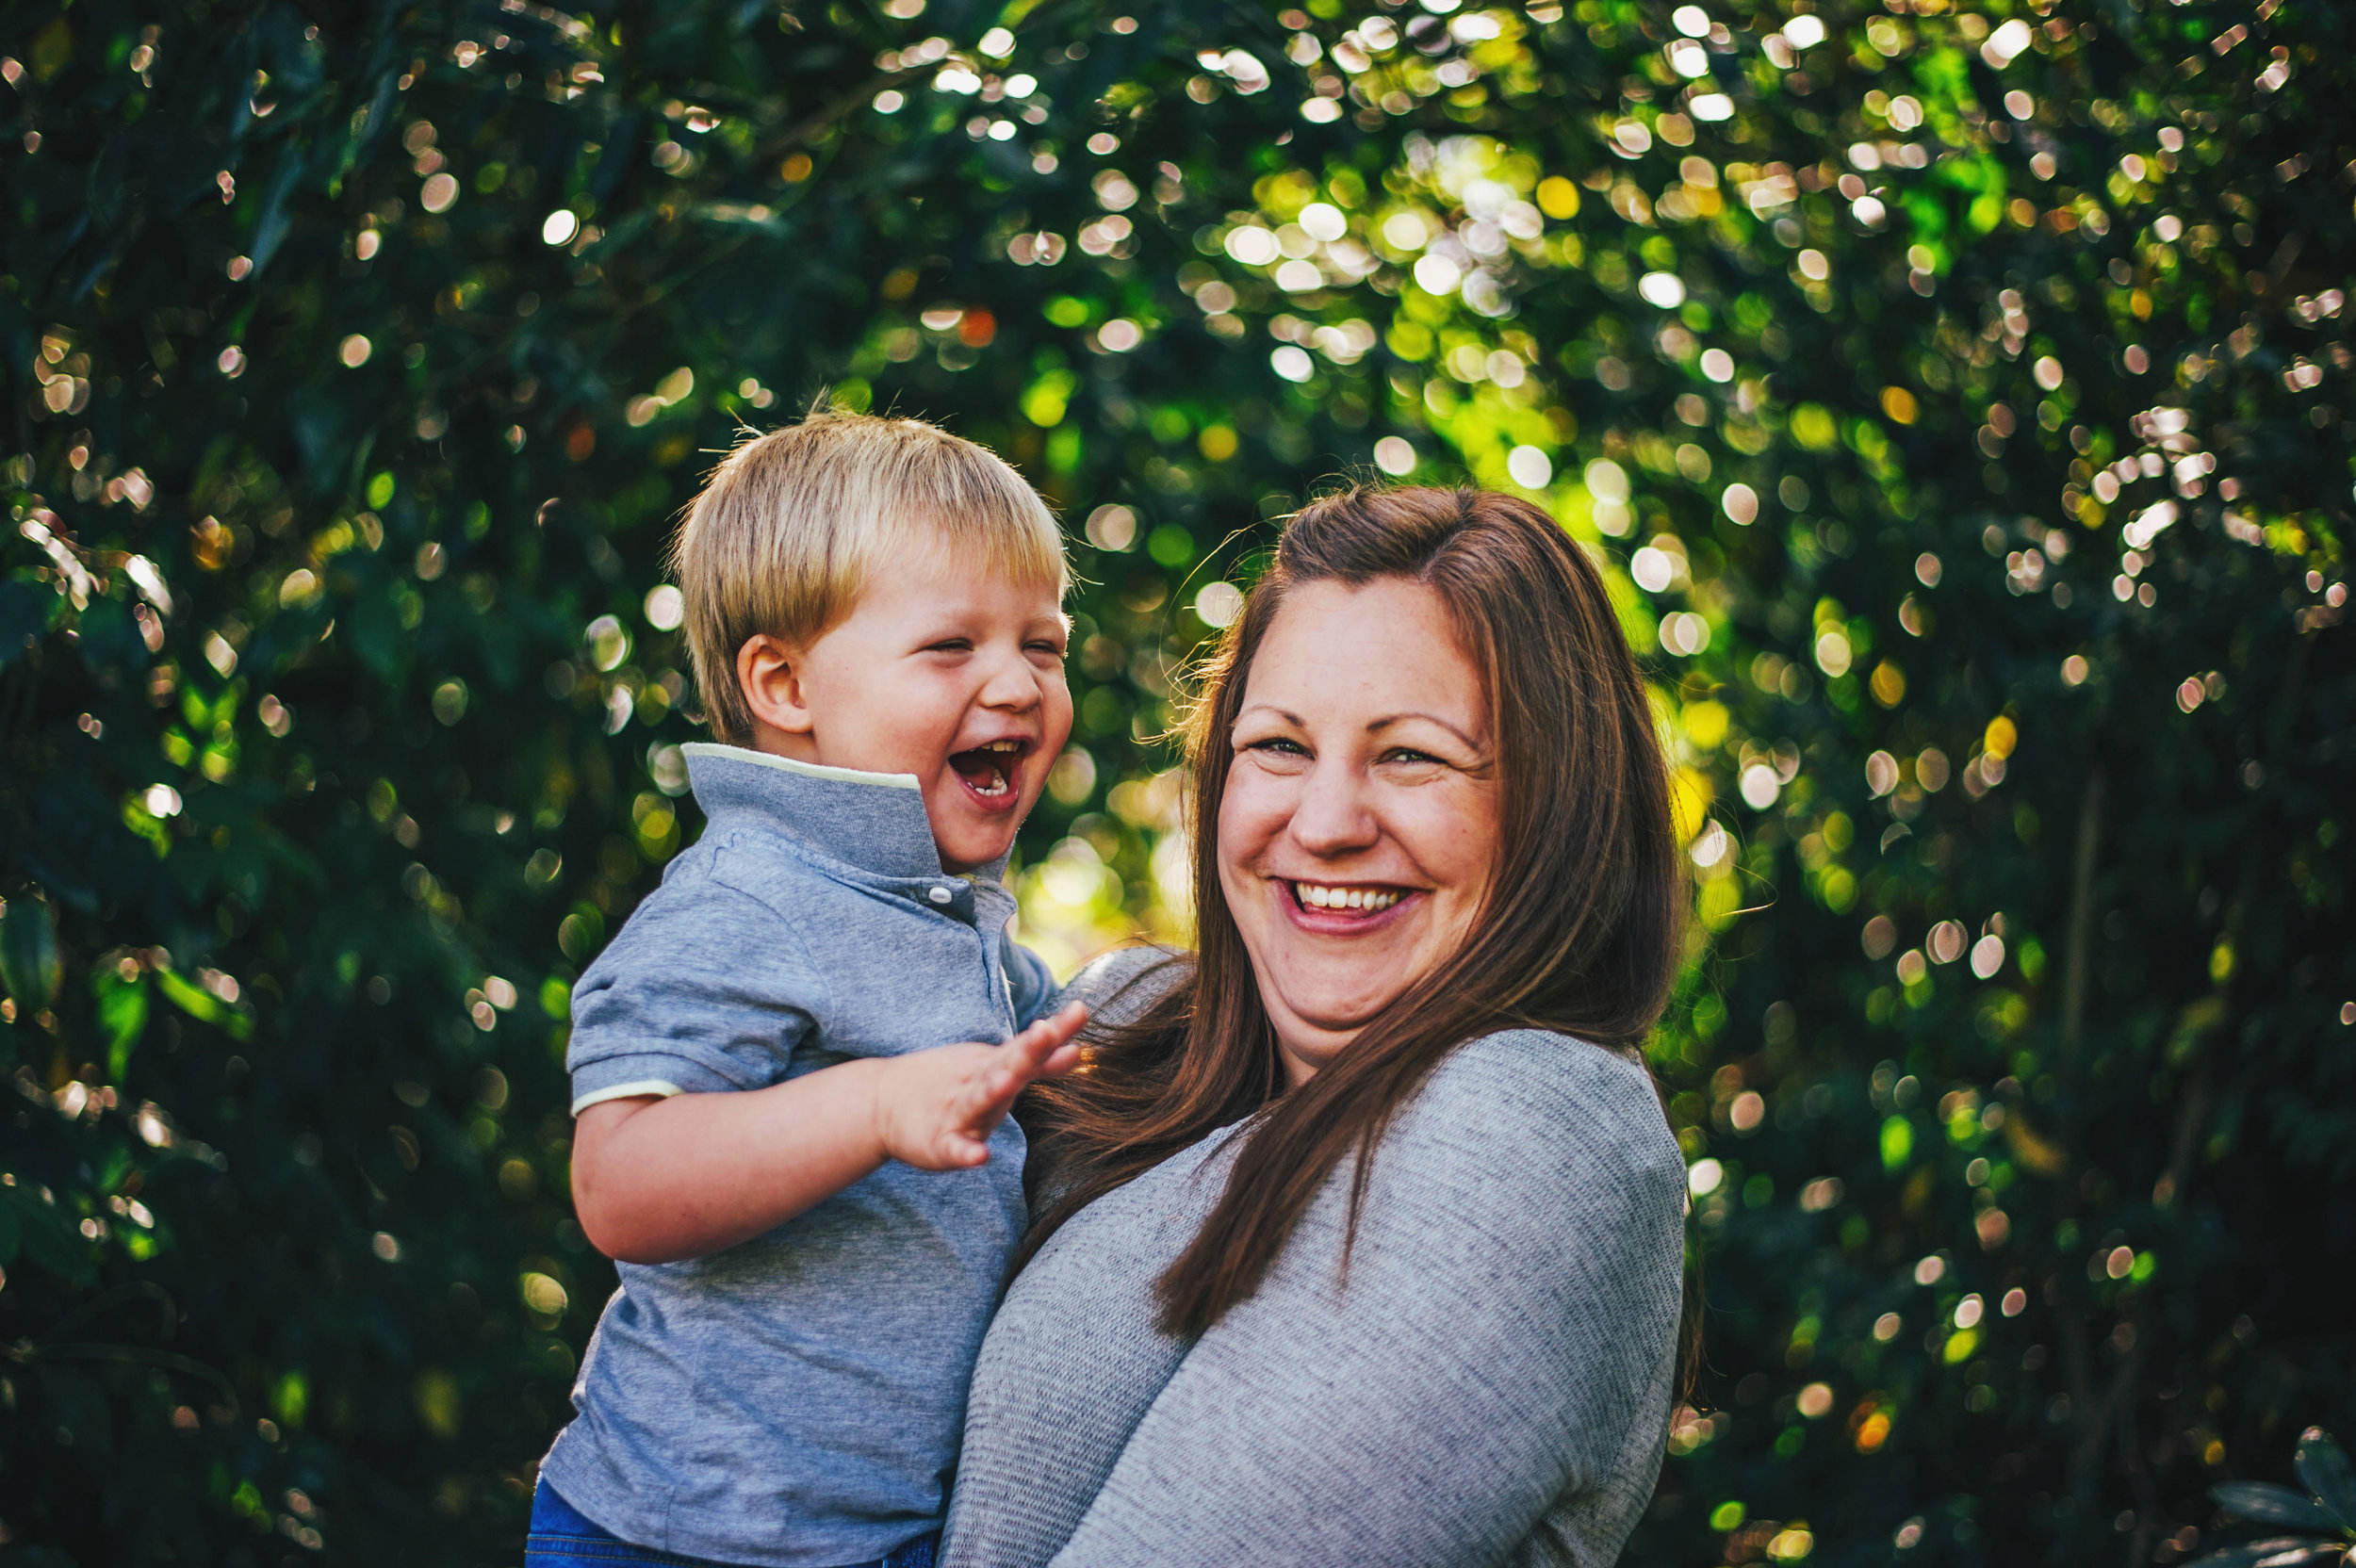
2192, 1427, 2356, 1566
1, 0, 2350, 1562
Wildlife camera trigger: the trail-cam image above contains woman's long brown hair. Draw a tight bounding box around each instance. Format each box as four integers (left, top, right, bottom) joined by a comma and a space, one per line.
1018, 485, 1684, 1338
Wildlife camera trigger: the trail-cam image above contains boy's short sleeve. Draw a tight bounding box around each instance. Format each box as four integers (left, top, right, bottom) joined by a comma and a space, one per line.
566, 883, 822, 1115
1002, 933, 1060, 1030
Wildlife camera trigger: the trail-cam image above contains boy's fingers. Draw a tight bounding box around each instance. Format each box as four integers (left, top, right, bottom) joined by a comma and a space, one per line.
1007, 1002, 1089, 1067
967, 1072, 1022, 1123
945, 1005, 1092, 1142
1004, 1030, 1053, 1073
999, 1030, 1082, 1096
959, 1058, 1032, 1125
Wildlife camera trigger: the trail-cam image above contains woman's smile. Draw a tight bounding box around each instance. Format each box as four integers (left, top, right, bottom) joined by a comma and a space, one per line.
1274, 879, 1419, 935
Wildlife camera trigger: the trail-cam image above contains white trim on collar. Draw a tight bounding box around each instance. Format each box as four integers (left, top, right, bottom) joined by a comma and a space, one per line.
680, 742, 922, 792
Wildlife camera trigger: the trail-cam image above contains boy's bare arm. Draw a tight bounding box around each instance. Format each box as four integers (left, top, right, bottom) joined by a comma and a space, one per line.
572, 1002, 1087, 1265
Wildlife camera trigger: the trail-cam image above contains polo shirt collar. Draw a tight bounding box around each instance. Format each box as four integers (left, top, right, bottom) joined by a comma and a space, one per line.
681, 743, 1011, 884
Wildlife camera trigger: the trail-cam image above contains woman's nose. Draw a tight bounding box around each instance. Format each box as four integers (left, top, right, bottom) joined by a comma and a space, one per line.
1285, 760, 1379, 857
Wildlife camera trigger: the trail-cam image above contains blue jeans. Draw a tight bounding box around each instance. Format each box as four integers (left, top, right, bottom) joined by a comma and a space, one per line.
526, 1482, 939, 1568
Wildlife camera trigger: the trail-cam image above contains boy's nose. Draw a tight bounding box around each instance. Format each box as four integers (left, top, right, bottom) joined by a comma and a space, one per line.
976, 650, 1041, 710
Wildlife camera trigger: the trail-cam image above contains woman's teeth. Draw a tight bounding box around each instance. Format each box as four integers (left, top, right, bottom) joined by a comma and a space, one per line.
1293, 883, 1402, 912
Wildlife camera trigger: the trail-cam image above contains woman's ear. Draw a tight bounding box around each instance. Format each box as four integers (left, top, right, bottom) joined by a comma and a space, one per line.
736, 634, 815, 738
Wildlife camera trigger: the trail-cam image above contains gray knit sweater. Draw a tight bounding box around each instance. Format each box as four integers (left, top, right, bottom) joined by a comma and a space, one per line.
941, 949, 1687, 1568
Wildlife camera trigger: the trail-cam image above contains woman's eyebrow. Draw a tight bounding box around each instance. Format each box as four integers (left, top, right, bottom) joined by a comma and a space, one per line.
1367, 712, 1481, 749
1235, 703, 1306, 727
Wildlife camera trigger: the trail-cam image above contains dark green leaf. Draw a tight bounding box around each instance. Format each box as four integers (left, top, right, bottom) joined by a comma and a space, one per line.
0, 892, 61, 1012
2214, 1485, 2344, 1535
0, 577, 58, 667
0, 1184, 91, 1284
36, 1367, 114, 1456
2298, 1429, 2356, 1533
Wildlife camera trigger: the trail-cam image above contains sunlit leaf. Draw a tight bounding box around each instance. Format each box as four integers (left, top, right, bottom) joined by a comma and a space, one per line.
153, 967, 251, 1041
92, 968, 149, 1082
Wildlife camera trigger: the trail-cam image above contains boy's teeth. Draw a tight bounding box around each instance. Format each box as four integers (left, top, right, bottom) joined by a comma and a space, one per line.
1294, 883, 1401, 912
954, 741, 1023, 797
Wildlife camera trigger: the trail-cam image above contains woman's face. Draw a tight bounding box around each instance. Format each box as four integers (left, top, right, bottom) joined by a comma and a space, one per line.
1218, 576, 1502, 1086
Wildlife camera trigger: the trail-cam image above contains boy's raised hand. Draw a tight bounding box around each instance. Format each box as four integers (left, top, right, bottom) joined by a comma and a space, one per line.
873, 1002, 1089, 1171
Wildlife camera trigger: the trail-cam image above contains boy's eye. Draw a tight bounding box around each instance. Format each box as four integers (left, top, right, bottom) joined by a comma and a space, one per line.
924, 639, 973, 653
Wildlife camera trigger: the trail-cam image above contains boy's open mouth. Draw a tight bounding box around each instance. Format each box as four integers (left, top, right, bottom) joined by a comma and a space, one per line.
948, 738, 1028, 802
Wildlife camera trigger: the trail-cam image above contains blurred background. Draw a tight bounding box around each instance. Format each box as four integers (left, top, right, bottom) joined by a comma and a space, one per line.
2, 0, 2351, 1562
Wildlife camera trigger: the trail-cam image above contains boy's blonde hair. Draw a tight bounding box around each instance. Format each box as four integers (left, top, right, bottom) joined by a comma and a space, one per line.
672, 408, 1068, 744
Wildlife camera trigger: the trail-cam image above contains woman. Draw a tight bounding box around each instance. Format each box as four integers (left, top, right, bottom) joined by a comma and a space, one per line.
944, 486, 1689, 1567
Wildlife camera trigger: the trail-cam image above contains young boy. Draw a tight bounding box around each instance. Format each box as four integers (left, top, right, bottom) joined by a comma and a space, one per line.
530, 411, 1085, 1568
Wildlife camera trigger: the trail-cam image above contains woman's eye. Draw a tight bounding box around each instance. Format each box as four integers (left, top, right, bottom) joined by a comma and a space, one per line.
1381, 747, 1447, 768
1244, 737, 1308, 758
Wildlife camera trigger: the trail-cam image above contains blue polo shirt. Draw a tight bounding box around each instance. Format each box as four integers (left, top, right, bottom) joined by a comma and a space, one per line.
540, 743, 1057, 1567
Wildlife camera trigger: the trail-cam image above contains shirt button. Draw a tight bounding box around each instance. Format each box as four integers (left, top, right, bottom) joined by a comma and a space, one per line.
929, 886, 954, 905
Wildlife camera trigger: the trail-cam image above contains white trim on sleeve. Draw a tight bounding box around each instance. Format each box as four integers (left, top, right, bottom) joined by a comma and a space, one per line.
570, 1079, 686, 1115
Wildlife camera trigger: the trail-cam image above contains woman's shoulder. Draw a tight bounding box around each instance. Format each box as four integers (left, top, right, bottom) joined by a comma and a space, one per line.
1055, 943, 1191, 1027
1389, 1026, 1684, 1191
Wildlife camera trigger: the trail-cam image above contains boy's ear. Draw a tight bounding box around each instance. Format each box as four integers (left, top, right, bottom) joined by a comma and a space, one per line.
736, 634, 815, 737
